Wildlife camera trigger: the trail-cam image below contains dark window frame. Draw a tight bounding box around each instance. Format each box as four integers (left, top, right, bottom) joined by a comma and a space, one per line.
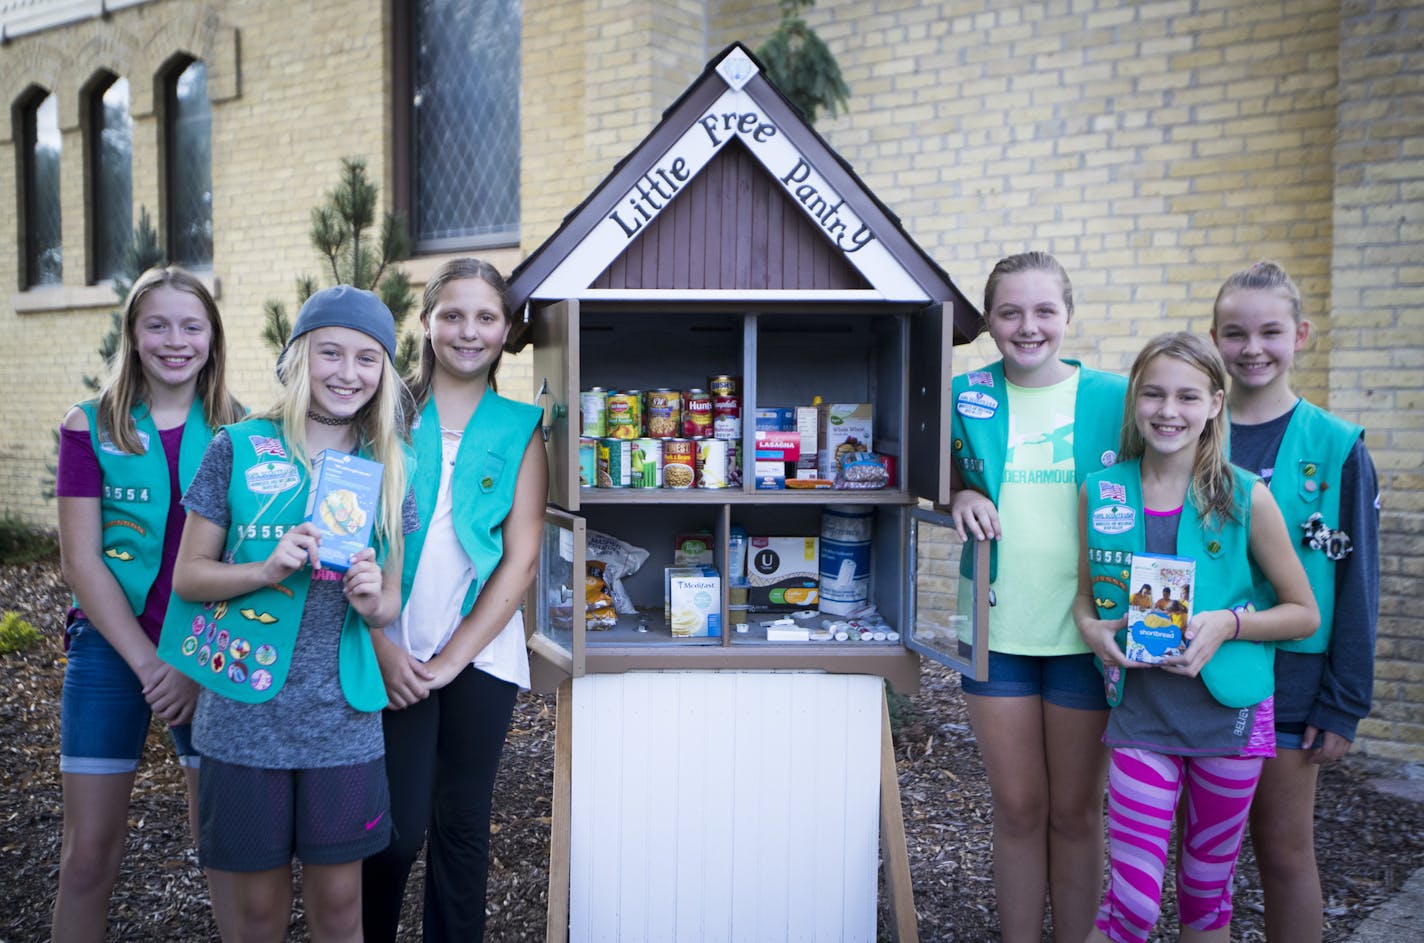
84, 71, 133, 284
160, 55, 213, 268
390, 0, 522, 255
14, 85, 62, 289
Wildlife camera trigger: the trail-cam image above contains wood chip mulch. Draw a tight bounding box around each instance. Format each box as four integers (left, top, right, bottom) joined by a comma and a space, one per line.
3, 558, 1422, 941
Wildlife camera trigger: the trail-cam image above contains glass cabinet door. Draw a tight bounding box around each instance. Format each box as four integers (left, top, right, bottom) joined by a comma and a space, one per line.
904, 506, 990, 680
530, 508, 586, 677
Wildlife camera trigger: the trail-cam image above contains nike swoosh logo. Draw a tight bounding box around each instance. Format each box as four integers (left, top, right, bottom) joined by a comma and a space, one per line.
365, 811, 385, 831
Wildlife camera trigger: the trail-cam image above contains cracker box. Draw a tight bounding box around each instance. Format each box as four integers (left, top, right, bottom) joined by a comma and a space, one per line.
1125, 552, 1194, 664
665, 566, 722, 637
746, 536, 819, 610
818, 403, 874, 479
305, 449, 384, 572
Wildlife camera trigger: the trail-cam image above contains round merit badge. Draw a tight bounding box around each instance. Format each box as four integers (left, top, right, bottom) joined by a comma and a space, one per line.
229, 638, 251, 660
228, 661, 249, 684
181, 636, 198, 656
254, 644, 277, 666
250, 669, 273, 692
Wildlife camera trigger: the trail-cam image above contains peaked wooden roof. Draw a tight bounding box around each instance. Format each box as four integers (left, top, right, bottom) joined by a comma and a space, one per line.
507, 43, 981, 349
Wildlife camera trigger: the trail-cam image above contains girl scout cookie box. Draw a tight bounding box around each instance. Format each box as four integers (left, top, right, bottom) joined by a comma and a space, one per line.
305, 449, 383, 572
1125, 552, 1194, 664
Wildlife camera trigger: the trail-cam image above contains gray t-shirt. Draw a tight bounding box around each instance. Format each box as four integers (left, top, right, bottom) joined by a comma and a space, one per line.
1103, 506, 1258, 756
184, 430, 417, 769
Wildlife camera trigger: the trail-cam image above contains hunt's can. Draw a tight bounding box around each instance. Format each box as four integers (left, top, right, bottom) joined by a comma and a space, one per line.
630, 438, 662, 489
696, 437, 729, 489
661, 438, 696, 489
682, 389, 713, 439
578, 437, 598, 488
709, 375, 739, 399
580, 388, 608, 437
644, 389, 682, 438
596, 437, 633, 488
713, 395, 740, 440
606, 392, 642, 440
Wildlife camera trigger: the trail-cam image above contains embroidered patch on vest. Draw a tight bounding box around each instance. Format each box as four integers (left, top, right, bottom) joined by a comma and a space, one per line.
249, 435, 288, 459
956, 390, 998, 420
245, 461, 301, 494
968, 371, 993, 387
1100, 449, 1117, 467
1091, 504, 1136, 535
99, 430, 150, 455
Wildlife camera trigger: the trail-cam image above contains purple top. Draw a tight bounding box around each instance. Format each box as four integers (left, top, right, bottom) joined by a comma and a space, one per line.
58, 423, 187, 644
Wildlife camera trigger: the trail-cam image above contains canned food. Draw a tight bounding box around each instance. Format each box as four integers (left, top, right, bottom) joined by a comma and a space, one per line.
578, 437, 598, 488
630, 438, 662, 489
580, 388, 608, 437
606, 392, 642, 440
596, 437, 633, 488
696, 437, 729, 489
726, 439, 742, 488
662, 438, 696, 489
682, 389, 713, 438
709, 375, 739, 399
713, 395, 740, 440
644, 389, 682, 438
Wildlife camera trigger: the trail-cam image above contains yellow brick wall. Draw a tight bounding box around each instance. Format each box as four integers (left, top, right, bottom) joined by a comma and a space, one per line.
2, 0, 1420, 757
1330, 0, 1424, 760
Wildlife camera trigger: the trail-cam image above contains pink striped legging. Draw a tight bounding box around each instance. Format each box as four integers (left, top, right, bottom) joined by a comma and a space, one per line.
1095, 747, 1264, 943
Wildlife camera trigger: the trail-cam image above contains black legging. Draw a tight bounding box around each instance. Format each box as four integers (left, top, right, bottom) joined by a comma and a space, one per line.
361, 663, 519, 942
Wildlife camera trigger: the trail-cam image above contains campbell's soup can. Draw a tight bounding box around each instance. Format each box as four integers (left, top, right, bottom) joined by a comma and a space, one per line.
696, 437, 729, 489
709, 375, 739, 399
682, 389, 713, 438
578, 437, 598, 488
597, 438, 633, 488
644, 389, 682, 438
606, 392, 642, 440
580, 388, 608, 437
661, 438, 696, 489
630, 438, 662, 489
713, 395, 740, 440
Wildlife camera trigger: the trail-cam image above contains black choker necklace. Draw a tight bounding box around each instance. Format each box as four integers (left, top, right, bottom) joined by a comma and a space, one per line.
307, 410, 354, 426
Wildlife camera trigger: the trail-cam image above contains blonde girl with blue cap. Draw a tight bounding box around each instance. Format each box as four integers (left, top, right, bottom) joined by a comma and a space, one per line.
162, 285, 415, 942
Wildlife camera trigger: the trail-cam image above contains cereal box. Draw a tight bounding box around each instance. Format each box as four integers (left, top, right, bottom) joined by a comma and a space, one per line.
1125, 553, 1194, 664
304, 449, 383, 572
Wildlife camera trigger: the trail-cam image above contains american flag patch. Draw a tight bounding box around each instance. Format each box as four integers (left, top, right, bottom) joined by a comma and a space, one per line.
1099, 481, 1127, 503
968, 371, 993, 387
249, 435, 287, 459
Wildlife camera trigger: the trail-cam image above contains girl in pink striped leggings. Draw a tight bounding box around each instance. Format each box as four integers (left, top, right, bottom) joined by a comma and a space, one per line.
1073, 333, 1320, 943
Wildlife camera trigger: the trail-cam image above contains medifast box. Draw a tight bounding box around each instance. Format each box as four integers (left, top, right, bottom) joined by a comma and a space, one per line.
746, 536, 819, 610
1125, 552, 1194, 664
304, 449, 384, 572
665, 566, 722, 637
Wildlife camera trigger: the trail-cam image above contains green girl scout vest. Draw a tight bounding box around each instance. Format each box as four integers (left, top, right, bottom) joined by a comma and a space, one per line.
1247, 400, 1363, 655
79, 399, 212, 615
402, 392, 542, 615
158, 418, 391, 711
1085, 459, 1274, 709
950, 360, 1127, 582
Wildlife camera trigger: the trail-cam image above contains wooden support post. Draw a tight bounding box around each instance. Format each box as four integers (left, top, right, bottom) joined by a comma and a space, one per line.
545, 678, 573, 943
880, 686, 919, 942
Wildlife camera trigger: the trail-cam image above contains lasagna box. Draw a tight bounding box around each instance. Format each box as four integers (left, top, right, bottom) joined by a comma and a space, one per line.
304, 449, 383, 572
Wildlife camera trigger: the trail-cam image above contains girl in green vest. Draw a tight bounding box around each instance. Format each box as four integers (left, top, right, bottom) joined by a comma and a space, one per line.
361, 259, 546, 942
1211, 262, 1380, 943
167, 286, 414, 942
1074, 332, 1317, 943
948, 252, 1127, 943
53, 266, 243, 940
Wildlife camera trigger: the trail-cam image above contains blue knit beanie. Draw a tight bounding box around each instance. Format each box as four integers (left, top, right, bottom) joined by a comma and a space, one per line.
285, 285, 397, 363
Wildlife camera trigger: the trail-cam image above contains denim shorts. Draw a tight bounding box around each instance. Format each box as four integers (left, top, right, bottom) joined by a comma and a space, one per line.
959, 650, 1108, 711
60, 617, 198, 774
198, 756, 392, 871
